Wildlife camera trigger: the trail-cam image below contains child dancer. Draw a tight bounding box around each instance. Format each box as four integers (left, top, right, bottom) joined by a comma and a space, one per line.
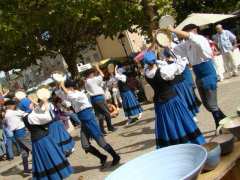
4, 100, 32, 174
114, 66, 143, 124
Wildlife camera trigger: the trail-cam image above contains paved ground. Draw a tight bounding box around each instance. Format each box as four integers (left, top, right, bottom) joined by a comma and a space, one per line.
1, 75, 240, 180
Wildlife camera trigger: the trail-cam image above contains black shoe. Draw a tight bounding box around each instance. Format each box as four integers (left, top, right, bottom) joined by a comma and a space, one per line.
111, 154, 120, 166
104, 144, 120, 166
100, 155, 107, 166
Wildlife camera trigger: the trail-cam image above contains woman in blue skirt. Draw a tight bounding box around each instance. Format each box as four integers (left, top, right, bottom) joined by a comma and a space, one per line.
144, 51, 205, 148
162, 48, 199, 118
114, 66, 143, 124
25, 97, 73, 180
46, 91, 75, 157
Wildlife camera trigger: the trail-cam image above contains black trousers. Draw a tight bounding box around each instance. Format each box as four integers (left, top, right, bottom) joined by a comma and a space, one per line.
196, 80, 219, 112
92, 101, 114, 132
80, 125, 107, 150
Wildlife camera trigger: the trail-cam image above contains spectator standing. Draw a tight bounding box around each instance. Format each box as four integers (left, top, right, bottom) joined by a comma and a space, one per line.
213, 24, 238, 76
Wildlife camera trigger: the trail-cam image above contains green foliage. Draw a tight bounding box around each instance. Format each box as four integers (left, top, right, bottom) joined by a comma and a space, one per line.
0, 0, 174, 76
174, 0, 240, 22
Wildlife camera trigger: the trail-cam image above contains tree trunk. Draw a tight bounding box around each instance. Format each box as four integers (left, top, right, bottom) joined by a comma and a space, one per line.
63, 53, 79, 79
142, 0, 158, 40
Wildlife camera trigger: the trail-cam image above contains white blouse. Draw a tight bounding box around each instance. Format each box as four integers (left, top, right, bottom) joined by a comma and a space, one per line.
28, 104, 53, 125
66, 90, 92, 113
115, 71, 127, 83
145, 56, 187, 80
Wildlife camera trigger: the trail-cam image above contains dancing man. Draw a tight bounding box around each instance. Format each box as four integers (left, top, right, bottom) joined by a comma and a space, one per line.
85, 65, 116, 134
169, 24, 226, 127
60, 80, 120, 167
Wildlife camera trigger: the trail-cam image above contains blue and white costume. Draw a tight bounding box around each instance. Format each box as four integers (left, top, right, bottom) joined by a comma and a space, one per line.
48, 104, 75, 156
144, 51, 205, 148
174, 32, 226, 127
26, 105, 73, 180
161, 49, 199, 116
115, 69, 143, 121
64, 85, 120, 166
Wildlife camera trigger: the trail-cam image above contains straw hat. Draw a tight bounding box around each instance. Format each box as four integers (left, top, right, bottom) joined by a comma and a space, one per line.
15, 90, 27, 100
156, 31, 171, 47
107, 63, 115, 74
52, 71, 65, 82
36, 87, 51, 101
28, 93, 39, 104
158, 15, 175, 30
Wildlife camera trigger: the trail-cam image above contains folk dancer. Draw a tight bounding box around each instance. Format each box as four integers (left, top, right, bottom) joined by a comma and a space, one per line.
143, 51, 205, 148
60, 80, 120, 166
4, 100, 32, 175
25, 97, 73, 180
85, 65, 116, 134
162, 48, 200, 120
114, 65, 143, 124
169, 24, 226, 127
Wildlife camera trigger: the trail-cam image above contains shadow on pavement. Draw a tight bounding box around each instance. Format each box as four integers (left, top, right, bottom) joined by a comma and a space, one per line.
73, 165, 100, 174
113, 120, 128, 127
73, 136, 81, 141
0, 165, 30, 178
120, 127, 154, 137
116, 139, 155, 155
123, 117, 154, 129
100, 162, 123, 173
143, 106, 155, 112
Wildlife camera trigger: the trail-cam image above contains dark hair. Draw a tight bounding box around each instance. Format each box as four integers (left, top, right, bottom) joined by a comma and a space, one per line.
84, 68, 96, 77
64, 79, 77, 88
4, 99, 17, 106
182, 24, 199, 32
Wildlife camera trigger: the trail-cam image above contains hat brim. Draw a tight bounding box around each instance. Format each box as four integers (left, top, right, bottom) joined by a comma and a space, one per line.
36, 88, 51, 101
15, 91, 27, 100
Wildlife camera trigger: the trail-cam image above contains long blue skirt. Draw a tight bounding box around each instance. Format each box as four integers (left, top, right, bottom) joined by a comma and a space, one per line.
154, 96, 205, 149
173, 81, 199, 116
120, 90, 143, 117
32, 136, 73, 180
48, 120, 75, 155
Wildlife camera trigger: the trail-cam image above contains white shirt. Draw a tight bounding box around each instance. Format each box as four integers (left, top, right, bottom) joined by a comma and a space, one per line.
54, 88, 67, 100
115, 71, 127, 83
5, 109, 26, 131
107, 76, 118, 89
85, 75, 105, 96
66, 90, 92, 113
174, 33, 213, 66
145, 56, 187, 80
28, 108, 53, 125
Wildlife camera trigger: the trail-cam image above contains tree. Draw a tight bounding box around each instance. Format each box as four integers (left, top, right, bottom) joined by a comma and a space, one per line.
173, 0, 240, 22
0, 0, 174, 78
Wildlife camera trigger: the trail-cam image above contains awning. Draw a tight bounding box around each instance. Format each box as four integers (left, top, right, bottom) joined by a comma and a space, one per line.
176, 13, 236, 30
